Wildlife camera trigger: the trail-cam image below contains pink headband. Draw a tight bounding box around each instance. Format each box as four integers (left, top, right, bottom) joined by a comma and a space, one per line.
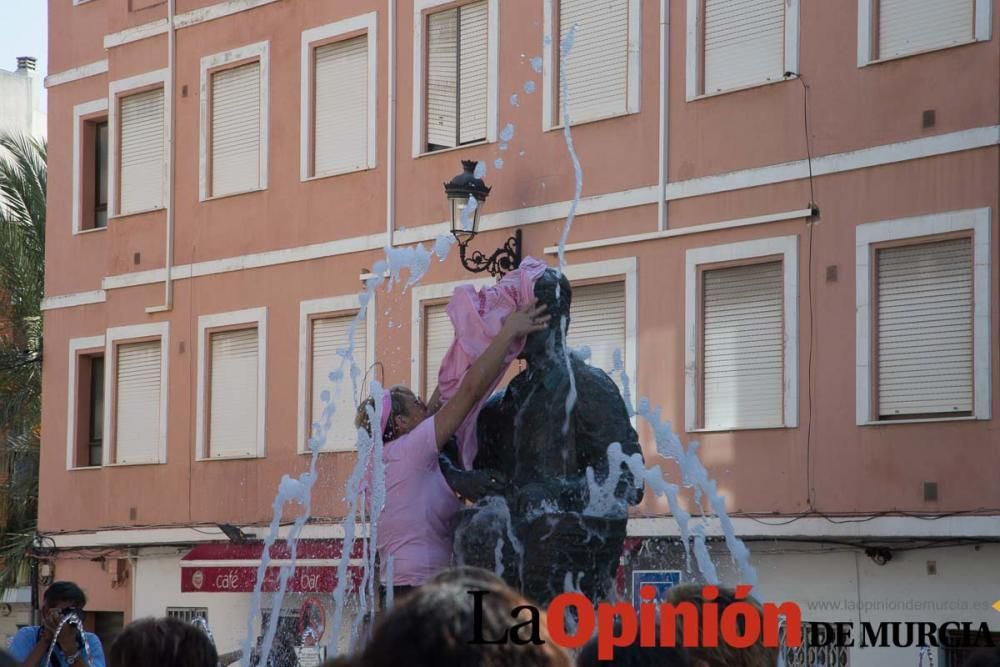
379, 391, 393, 437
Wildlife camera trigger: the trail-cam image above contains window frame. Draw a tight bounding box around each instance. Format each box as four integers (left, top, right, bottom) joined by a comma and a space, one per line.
857, 0, 993, 67
199, 41, 270, 202
103, 322, 170, 466
72, 98, 109, 235
107, 69, 170, 218
297, 294, 376, 454
411, 0, 499, 158
196, 308, 268, 461
541, 0, 642, 130
65, 335, 106, 470
855, 208, 991, 425
300, 12, 378, 181
685, 236, 800, 433
685, 0, 801, 101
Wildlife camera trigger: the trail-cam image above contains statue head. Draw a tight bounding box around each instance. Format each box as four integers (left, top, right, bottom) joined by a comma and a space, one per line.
520, 268, 572, 361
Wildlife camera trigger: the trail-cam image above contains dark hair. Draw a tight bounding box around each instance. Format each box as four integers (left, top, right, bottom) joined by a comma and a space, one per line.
428, 565, 508, 590
360, 575, 571, 667
0, 648, 17, 667
354, 385, 409, 442
576, 620, 690, 667
109, 617, 218, 667
965, 648, 1000, 667
43, 581, 87, 609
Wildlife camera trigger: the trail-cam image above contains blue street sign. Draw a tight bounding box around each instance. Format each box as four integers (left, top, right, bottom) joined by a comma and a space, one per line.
631, 569, 682, 608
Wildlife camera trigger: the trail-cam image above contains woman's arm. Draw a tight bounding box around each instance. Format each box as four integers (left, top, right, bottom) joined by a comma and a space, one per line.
433, 302, 548, 449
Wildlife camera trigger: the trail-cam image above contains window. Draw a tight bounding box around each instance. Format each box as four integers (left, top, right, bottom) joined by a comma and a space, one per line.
67, 336, 106, 469
103, 322, 169, 466
200, 42, 269, 200
566, 281, 627, 388
118, 88, 166, 214
701, 262, 784, 430
422, 302, 453, 398
166, 608, 208, 624
73, 99, 109, 233
301, 13, 377, 180
686, 0, 800, 99
876, 238, 973, 419
197, 308, 267, 460
858, 0, 992, 65
545, 0, 640, 127
413, 0, 498, 155
855, 209, 991, 424
686, 237, 799, 432
94, 121, 108, 229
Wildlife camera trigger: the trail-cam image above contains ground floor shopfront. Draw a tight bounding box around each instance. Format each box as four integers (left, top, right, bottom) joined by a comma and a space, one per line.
38, 518, 1000, 666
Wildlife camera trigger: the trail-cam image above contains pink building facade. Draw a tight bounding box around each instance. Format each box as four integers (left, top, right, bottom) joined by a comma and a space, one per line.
39, 0, 998, 663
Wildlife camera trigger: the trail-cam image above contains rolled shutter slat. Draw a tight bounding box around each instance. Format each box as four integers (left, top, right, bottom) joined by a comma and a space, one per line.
459, 2, 489, 144
879, 0, 973, 60
120, 88, 165, 214
424, 304, 454, 397
209, 328, 259, 457
115, 341, 162, 464
211, 62, 261, 197
704, 0, 784, 94
560, 0, 629, 123
877, 238, 973, 417
427, 9, 458, 148
566, 281, 627, 393
311, 315, 365, 450
315, 35, 369, 175
702, 261, 783, 429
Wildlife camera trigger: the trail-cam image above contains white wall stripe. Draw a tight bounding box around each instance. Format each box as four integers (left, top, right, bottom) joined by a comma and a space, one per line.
45, 60, 108, 89
41, 290, 107, 311
102, 0, 281, 49
42, 125, 1000, 310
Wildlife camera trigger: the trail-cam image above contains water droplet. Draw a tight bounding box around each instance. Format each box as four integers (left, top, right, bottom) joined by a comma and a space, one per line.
494, 158, 505, 169
500, 123, 515, 142
523, 80, 536, 94
473, 161, 487, 179
531, 56, 543, 72
509, 93, 519, 107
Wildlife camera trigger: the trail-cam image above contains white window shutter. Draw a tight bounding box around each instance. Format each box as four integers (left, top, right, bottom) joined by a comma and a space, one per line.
311, 315, 365, 450
879, 0, 974, 60
119, 88, 165, 214
211, 62, 261, 197
704, 0, 785, 94
423, 303, 454, 398
876, 238, 973, 418
115, 340, 162, 464
314, 36, 369, 176
702, 262, 784, 429
567, 281, 627, 391
458, 1, 489, 144
559, 0, 629, 123
209, 328, 259, 457
426, 9, 458, 149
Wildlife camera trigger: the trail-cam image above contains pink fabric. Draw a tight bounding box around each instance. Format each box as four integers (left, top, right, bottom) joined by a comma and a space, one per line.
436, 256, 549, 468
377, 416, 461, 585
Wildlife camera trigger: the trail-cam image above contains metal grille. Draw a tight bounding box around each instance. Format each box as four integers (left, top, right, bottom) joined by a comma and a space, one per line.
166, 607, 208, 625
781, 623, 850, 667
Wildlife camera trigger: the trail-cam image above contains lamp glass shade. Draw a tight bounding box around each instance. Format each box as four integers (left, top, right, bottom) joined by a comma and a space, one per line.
450, 194, 482, 238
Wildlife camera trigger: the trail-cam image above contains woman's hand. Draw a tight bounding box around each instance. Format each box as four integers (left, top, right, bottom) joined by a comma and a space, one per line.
501, 302, 550, 340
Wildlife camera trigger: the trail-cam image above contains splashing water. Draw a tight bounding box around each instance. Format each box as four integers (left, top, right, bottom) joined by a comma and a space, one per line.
509, 93, 519, 107
494, 158, 504, 169
523, 80, 536, 94
459, 194, 478, 232
473, 160, 487, 179
500, 123, 515, 142
531, 56, 543, 72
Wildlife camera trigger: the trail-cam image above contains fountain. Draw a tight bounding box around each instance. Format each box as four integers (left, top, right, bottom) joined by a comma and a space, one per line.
449, 268, 645, 605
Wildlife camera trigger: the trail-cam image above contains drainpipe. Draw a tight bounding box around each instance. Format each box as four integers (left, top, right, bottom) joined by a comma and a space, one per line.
147, 0, 176, 313
658, 0, 669, 231
386, 0, 397, 247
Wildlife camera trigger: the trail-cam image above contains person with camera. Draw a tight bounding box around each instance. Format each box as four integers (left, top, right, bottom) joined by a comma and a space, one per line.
7, 581, 105, 667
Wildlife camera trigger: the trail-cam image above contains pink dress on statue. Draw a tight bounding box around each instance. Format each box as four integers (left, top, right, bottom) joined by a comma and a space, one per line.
435, 256, 549, 469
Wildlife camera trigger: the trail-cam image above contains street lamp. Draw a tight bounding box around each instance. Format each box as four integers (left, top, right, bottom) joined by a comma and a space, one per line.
444, 160, 522, 279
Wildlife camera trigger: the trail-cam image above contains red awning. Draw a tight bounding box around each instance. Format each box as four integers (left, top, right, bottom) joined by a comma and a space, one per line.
180, 540, 366, 593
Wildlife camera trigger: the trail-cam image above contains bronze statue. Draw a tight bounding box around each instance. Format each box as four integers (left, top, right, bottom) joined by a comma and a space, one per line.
442, 268, 644, 605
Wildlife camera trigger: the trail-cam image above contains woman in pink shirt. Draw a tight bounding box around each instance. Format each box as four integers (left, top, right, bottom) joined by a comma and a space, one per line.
355, 301, 549, 603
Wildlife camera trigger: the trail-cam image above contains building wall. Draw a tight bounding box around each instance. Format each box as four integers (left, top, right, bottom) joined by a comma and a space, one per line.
0, 59, 47, 139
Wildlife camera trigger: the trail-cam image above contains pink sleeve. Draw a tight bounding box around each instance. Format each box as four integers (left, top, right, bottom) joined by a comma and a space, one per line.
384, 417, 439, 471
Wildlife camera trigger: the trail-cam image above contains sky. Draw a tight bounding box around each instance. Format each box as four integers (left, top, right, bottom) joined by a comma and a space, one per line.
0, 0, 48, 110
